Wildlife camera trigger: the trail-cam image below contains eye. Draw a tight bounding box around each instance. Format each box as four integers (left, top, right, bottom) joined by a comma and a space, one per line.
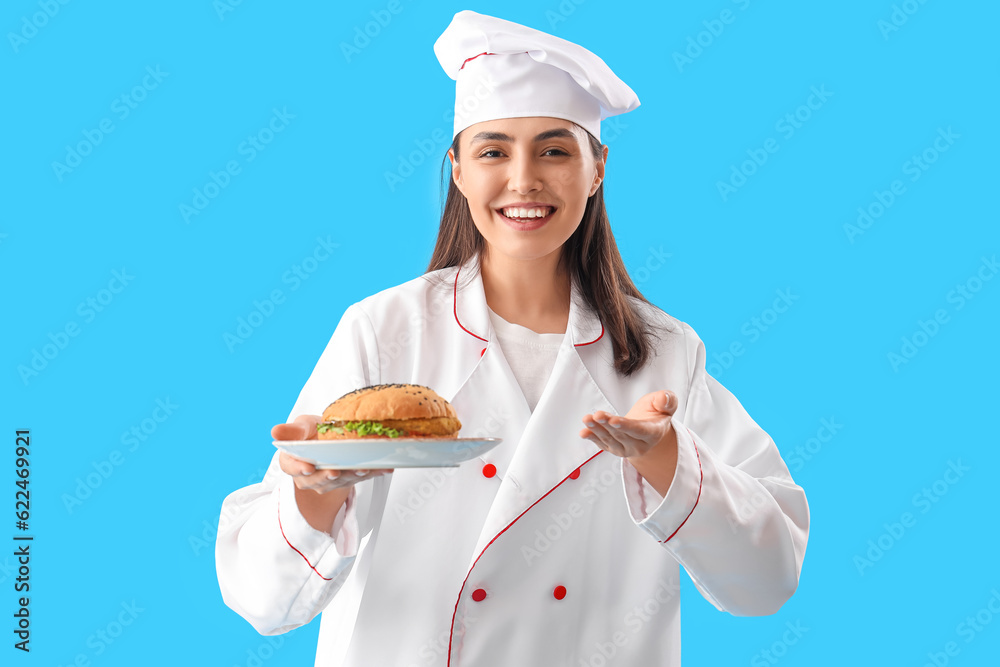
544, 148, 569, 156
478, 149, 505, 158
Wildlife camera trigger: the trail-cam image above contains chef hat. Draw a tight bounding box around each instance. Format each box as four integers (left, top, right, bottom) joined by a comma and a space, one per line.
433, 10, 640, 142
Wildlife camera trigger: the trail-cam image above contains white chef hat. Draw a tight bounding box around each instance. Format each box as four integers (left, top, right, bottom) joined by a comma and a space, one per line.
433, 10, 640, 142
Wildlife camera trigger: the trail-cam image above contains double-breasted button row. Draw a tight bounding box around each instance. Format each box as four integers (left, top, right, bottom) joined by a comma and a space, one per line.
471, 585, 568, 601
482, 464, 581, 480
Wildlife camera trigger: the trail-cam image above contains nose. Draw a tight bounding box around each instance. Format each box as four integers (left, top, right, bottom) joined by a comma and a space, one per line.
506, 151, 542, 194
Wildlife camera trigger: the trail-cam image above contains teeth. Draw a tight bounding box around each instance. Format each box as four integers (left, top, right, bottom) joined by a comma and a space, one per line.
502, 207, 552, 219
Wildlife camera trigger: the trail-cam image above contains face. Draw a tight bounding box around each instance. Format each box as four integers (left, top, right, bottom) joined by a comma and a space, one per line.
448, 116, 607, 266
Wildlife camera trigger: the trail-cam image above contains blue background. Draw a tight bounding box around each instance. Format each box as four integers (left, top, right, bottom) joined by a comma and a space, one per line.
3, 0, 998, 665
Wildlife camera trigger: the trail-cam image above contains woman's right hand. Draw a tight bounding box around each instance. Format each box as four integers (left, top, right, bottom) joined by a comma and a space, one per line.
274, 414, 392, 494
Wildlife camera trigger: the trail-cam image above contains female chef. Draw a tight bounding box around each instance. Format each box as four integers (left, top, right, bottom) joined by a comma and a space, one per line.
216, 10, 809, 666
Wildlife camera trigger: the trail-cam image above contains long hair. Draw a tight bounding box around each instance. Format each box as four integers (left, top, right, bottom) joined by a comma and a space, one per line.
426, 127, 676, 377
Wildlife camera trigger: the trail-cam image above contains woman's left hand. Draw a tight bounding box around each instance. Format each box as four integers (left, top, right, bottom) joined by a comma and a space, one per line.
579, 390, 678, 461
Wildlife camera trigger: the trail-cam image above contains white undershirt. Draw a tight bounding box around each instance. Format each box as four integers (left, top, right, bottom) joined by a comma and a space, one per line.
487, 306, 565, 412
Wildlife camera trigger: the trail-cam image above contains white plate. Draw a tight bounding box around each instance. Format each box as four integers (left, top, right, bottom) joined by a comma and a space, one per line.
273, 437, 503, 469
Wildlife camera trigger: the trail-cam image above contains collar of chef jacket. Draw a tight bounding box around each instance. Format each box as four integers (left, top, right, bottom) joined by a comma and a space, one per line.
445, 253, 618, 563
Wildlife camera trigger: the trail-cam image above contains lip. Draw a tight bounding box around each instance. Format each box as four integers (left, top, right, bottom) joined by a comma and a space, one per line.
494, 204, 556, 231
497, 201, 555, 209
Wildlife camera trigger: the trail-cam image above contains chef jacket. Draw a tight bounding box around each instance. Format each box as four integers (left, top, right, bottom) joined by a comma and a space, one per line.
216, 254, 810, 666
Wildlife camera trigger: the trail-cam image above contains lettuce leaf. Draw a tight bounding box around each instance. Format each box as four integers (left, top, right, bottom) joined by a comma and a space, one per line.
317, 420, 405, 438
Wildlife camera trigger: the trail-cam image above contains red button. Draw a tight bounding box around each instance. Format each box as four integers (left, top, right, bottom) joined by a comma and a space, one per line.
472, 588, 487, 602
482, 463, 497, 478
480, 348, 487, 357
569, 468, 581, 480
553, 585, 567, 600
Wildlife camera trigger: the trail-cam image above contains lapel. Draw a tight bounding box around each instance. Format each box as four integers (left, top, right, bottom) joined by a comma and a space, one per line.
443, 255, 618, 564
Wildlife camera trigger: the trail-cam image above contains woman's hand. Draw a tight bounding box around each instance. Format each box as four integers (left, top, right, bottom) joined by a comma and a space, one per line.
579, 390, 679, 496
274, 415, 392, 494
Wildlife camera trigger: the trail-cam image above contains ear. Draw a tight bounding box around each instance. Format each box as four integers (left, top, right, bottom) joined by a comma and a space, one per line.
448, 148, 464, 195
589, 144, 609, 197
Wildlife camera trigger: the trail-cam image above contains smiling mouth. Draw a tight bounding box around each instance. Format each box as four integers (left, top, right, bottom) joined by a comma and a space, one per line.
496, 206, 556, 222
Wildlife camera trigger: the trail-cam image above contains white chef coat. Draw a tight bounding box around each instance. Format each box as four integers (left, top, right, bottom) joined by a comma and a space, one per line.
485, 306, 669, 513
486, 305, 564, 413
215, 254, 810, 666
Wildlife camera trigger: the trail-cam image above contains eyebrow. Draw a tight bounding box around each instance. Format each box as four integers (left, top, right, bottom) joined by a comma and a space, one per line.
469, 128, 577, 144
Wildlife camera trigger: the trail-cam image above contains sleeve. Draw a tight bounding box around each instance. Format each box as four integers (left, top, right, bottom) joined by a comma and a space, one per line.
620, 322, 810, 616
215, 302, 387, 634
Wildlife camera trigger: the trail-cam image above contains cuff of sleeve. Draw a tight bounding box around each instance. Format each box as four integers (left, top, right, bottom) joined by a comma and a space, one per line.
621, 420, 703, 543
276, 472, 359, 579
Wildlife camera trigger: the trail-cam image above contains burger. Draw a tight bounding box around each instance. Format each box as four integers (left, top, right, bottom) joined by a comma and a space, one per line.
316, 384, 462, 440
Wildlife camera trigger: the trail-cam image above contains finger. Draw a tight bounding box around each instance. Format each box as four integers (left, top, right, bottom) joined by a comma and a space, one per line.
293, 414, 322, 440
354, 468, 394, 478
279, 452, 317, 476
601, 421, 649, 457
605, 414, 660, 445
656, 390, 677, 416
597, 417, 642, 450
304, 469, 345, 491
272, 422, 309, 441
582, 418, 626, 457
592, 410, 613, 425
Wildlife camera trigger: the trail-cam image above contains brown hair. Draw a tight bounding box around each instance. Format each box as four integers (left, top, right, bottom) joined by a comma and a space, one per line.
426, 126, 677, 377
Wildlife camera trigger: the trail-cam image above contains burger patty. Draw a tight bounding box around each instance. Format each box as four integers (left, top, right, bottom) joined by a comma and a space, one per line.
320, 416, 461, 437
377, 416, 461, 436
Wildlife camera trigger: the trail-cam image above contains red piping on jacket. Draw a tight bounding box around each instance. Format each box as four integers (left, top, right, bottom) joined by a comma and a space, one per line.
453, 264, 604, 347
660, 429, 703, 543
277, 487, 333, 581
453, 267, 488, 343
446, 449, 605, 665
